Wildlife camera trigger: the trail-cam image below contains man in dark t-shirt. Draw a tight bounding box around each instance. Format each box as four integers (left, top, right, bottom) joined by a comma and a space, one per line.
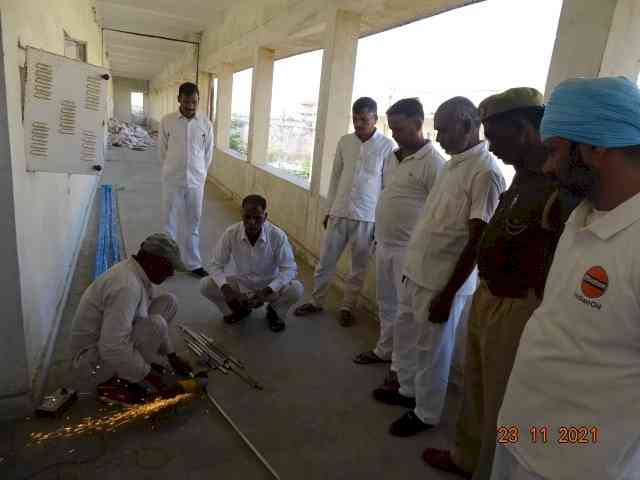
423, 88, 580, 479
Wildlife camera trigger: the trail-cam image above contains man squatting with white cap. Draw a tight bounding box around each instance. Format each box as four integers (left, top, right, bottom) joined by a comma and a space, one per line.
294, 97, 394, 327
375, 97, 506, 438
492, 77, 640, 480
71, 233, 193, 406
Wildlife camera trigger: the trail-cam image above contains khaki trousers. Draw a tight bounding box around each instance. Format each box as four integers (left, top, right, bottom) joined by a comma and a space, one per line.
451, 281, 540, 479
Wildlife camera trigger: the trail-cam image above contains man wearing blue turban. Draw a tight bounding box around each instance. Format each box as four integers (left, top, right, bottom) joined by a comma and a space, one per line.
492, 76, 640, 480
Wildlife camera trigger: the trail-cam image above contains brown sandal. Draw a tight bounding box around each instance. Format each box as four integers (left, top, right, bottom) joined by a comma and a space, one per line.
422, 448, 472, 479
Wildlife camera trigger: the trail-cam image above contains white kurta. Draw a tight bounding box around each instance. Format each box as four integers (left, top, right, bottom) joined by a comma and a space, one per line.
70, 258, 177, 383
496, 194, 640, 480
373, 142, 445, 361
311, 130, 394, 310
326, 130, 395, 222
202, 221, 303, 319
160, 111, 214, 270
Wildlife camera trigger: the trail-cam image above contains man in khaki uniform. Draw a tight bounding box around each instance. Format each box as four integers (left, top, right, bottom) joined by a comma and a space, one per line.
423, 88, 579, 479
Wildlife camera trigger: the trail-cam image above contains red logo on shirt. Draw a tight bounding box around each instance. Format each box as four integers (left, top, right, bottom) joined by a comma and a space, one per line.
581, 266, 608, 299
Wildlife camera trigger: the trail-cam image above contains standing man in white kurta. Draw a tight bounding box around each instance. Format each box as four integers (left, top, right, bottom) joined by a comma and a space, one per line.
160, 82, 214, 278
376, 97, 505, 438
492, 77, 640, 480
354, 98, 444, 372
294, 97, 395, 326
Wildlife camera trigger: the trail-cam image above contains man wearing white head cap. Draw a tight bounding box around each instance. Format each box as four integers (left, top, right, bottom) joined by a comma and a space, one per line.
492, 77, 640, 480
71, 233, 193, 406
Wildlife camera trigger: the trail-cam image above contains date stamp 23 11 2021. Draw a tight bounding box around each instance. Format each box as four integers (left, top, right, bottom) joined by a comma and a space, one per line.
497, 425, 599, 445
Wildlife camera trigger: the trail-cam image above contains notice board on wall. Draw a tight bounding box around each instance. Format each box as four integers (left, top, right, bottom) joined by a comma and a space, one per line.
24, 47, 110, 175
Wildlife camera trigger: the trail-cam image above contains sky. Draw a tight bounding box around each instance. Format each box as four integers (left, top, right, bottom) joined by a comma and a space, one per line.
231, 0, 563, 116
229, 0, 564, 182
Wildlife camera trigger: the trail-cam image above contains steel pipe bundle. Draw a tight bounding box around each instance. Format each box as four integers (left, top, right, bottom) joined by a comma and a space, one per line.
179, 325, 263, 390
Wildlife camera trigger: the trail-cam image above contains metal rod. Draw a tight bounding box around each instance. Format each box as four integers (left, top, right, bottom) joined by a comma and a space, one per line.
102, 27, 200, 45
202, 333, 245, 368
206, 390, 280, 480
185, 338, 227, 373
180, 325, 262, 389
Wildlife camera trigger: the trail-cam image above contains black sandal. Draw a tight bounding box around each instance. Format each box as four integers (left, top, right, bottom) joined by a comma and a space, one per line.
266, 305, 286, 332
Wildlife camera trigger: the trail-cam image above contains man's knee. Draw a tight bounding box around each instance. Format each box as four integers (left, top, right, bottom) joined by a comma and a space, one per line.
149, 293, 178, 323
148, 314, 169, 338
282, 280, 304, 303
200, 277, 222, 300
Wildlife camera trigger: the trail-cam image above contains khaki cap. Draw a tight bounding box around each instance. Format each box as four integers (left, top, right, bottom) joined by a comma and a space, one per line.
140, 233, 185, 271
479, 87, 544, 122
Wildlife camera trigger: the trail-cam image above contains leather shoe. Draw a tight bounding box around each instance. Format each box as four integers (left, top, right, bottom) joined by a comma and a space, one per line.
389, 410, 433, 437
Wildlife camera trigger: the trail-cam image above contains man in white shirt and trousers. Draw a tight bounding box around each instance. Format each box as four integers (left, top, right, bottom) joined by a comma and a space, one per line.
353, 98, 445, 379
492, 77, 640, 480
376, 97, 505, 438
71, 233, 193, 406
160, 82, 214, 278
200, 194, 303, 332
294, 97, 395, 326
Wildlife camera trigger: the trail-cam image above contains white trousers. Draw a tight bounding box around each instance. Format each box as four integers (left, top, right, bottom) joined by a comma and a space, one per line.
395, 277, 472, 425
162, 181, 205, 270
200, 276, 304, 320
374, 242, 406, 363
133, 293, 177, 366
72, 293, 177, 383
311, 216, 374, 311
490, 446, 545, 480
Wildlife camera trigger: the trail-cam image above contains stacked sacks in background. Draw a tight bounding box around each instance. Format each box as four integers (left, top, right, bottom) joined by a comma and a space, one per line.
108, 118, 156, 150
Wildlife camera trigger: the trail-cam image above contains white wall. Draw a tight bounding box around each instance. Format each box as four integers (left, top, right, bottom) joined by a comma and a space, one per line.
0, 0, 109, 416
113, 76, 148, 123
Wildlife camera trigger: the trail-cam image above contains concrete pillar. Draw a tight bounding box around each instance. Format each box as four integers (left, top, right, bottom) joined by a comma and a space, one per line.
247, 47, 275, 165
197, 71, 211, 117
544, 0, 618, 98
215, 63, 233, 149
600, 0, 640, 80
310, 9, 361, 197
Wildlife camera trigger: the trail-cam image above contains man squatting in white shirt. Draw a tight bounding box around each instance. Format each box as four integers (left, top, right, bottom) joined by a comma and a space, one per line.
375, 97, 505, 438
70, 234, 194, 406
294, 97, 395, 326
200, 194, 303, 333
160, 82, 214, 279
492, 77, 640, 480
353, 98, 445, 385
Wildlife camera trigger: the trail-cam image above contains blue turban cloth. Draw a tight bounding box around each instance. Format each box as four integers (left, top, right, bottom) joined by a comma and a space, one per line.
541, 76, 640, 147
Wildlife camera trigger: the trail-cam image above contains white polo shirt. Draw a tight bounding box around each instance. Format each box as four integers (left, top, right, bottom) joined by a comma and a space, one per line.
498, 193, 640, 480
160, 111, 214, 188
209, 221, 298, 293
326, 130, 395, 222
403, 141, 505, 295
375, 141, 445, 247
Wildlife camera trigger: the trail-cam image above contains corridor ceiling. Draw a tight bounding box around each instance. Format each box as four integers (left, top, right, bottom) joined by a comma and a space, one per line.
96, 0, 233, 80
97, 0, 481, 80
